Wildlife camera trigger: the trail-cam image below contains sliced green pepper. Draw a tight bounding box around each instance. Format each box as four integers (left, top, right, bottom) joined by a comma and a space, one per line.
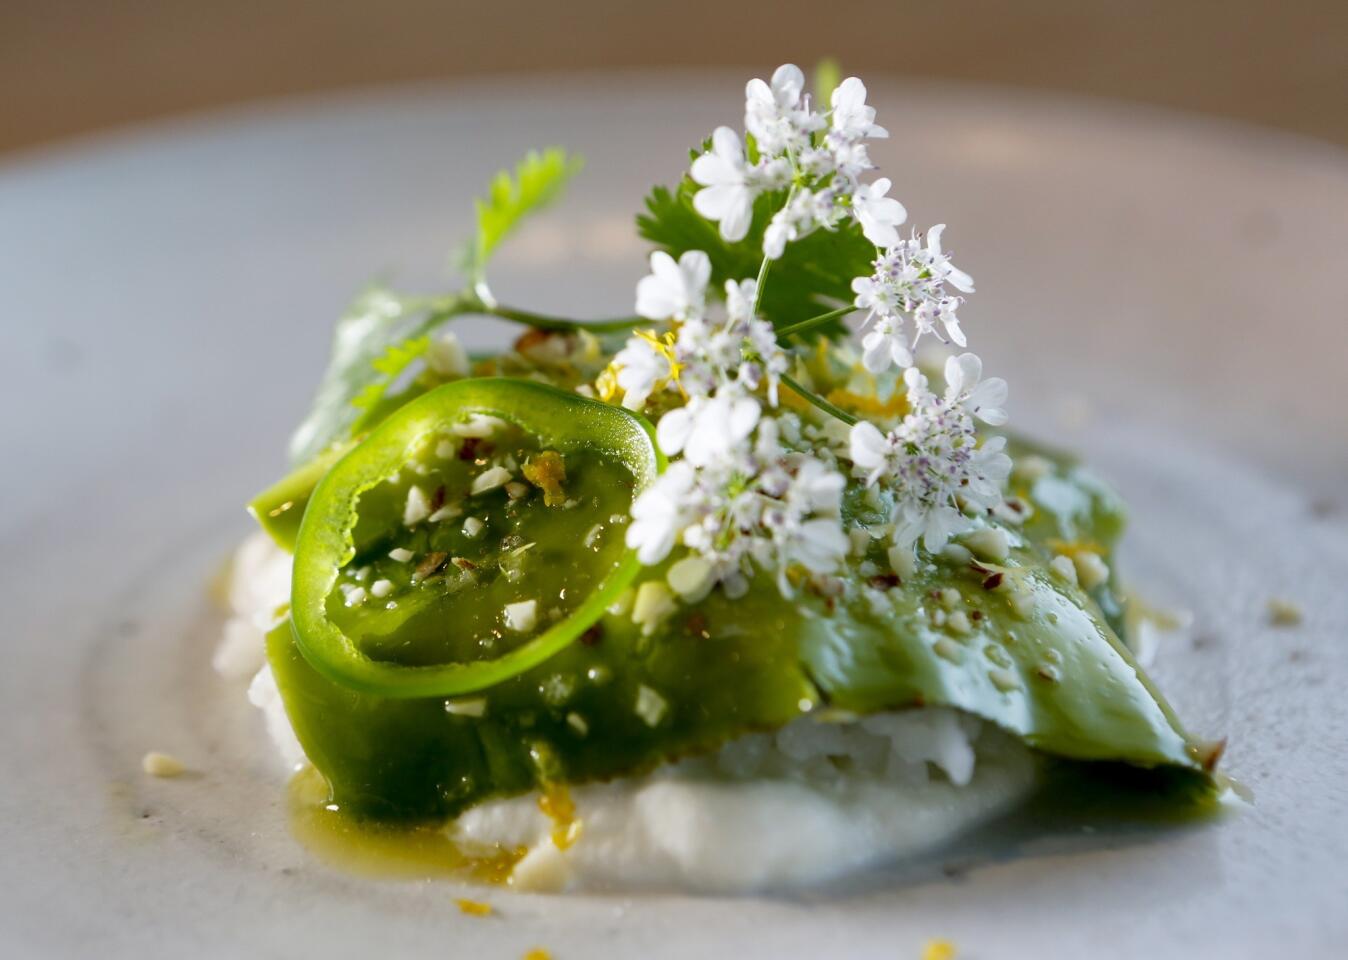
248, 440, 357, 552
289, 378, 662, 699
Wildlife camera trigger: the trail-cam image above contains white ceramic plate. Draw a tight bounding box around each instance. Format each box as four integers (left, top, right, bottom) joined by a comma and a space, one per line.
2, 73, 1345, 958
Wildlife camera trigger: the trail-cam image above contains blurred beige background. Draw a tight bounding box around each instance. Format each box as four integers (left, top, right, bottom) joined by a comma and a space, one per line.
3, 0, 1346, 155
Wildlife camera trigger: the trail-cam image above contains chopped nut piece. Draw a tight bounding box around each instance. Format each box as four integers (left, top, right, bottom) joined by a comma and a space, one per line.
887, 544, 916, 579
988, 668, 1019, 692
947, 611, 972, 634
462, 516, 486, 538
933, 637, 964, 664
631, 581, 676, 635
370, 579, 394, 599
1072, 551, 1110, 590
388, 547, 414, 563
963, 527, 1010, 562
940, 543, 972, 565
505, 481, 530, 500
1007, 589, 1035, 619
510, 840, 569, 893
635, 684, 668, 726
427, 331, 470, 378
666, 555, 715, 602
505, 599, 539, 633
403, 485, 431, 526
471, 465, 513, 495
142, 751, 185, 778
1267, 598, 1303, 627
428, 503, 463, 523
522, 450, 568, 506
1049, 554, 1078, 585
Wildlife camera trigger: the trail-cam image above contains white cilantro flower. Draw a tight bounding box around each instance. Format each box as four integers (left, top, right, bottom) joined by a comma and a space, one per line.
612, 335, 672, 411
656, 391, 762, 468
762, 187, 844, 260
690, 127, 790, 242
628, 409, 848, 598
849, 359, 1012, 554
723, 278, 788, 405
849, 225, 976, 370
920, 224, 975, 294
744, 64, 822, 157
942, 352, 1008, 426
850, 177, 908, 248
830, 77, 889, 143
635, 250, 710, 322
626, 461, 696, 565
659, 277, 787, 406
859, 313, 914, 373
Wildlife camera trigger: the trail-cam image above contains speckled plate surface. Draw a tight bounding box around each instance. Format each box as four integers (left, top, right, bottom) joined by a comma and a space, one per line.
2, 72, 1346, 958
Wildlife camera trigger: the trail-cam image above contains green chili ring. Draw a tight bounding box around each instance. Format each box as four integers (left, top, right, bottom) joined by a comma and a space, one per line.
290, 378, 663, 699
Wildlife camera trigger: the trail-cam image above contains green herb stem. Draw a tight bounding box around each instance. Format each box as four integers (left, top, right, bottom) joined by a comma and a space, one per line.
781, 373, 857, 426
482, 303, 645, 334
775, 305, 856, 340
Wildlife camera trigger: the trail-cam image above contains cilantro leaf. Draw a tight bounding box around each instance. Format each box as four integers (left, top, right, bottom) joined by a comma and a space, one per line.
469, 147, 584, 281
287, 288, 448, 464
637, 173, 874, 330
288, 148, 584, 466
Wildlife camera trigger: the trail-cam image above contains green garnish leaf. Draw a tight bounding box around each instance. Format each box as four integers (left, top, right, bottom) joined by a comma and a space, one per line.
288, 148, 583, 466
287, 288, 448, 464
351, 335, 430, 412
638, 176, 874, 330
469, 147, 584, 282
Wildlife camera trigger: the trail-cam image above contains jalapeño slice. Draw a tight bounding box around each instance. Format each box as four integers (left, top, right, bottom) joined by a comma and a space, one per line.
290, 378, 662, 698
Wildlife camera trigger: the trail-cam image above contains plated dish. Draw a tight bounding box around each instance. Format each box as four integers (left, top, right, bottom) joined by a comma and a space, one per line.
215, 64, 1227, 894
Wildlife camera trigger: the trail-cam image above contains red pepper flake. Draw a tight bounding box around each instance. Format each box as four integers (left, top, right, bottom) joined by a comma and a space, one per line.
685, 612, 711, 639
970, 610, 984, 621
981, 572, 1004, 591
868, 573, 902, 589
451, 557, 477, 571
430, 485, 447, 512
579, 624, 603, 647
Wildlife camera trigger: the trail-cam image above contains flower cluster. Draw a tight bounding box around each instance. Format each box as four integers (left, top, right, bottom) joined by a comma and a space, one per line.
853, 225, 975, 373
614, 245, 839, 597
691, 66, 904, 260
612, 250, 787, 413
617, 63, 1015, 596
850, 355, 1010, 553
627, 408, 848, 598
